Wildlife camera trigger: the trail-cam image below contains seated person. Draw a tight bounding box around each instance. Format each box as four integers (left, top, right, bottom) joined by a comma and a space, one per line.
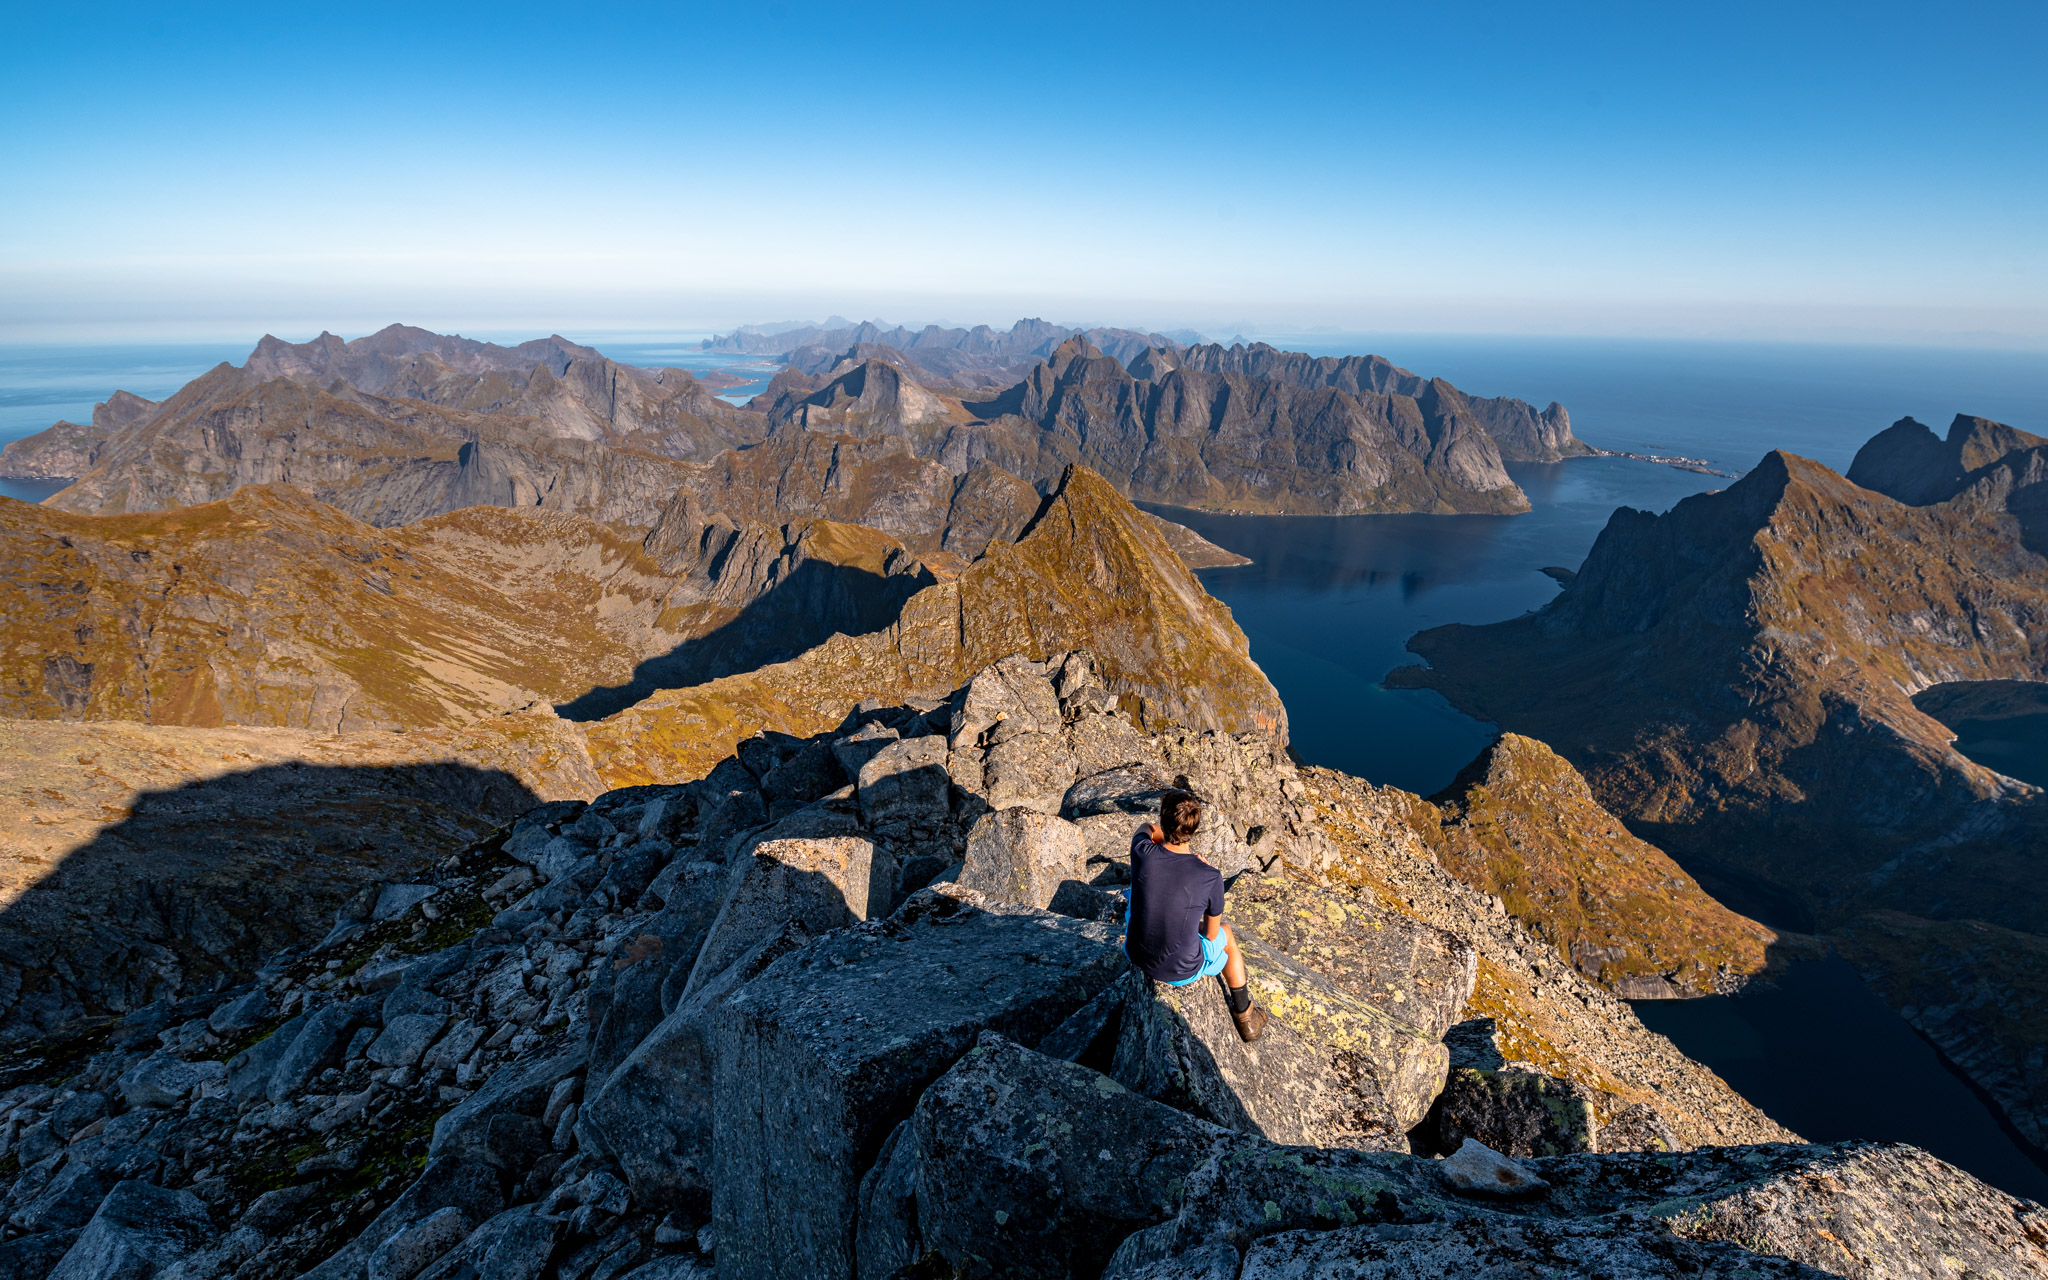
1123, 788, 1267, 1042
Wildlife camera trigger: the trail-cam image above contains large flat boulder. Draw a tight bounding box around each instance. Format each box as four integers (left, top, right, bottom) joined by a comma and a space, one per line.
681, 836, 881, 996
1126, 1137, 2048, 1279
1234, 1217, 1833, 1278
47, 1181, 214, 1280
959, 808, 1089, 910
710, 886, 1130, 1280
578, 921, 815, 1212
951, 655, 1065, 747
855, 737, 951, 826
901, 1034, 1237, 1280
584, 862, 727, 1082
1225, 873, 1476, 1039
1110, 930, 1449, 1149
982, 730, 1079, 814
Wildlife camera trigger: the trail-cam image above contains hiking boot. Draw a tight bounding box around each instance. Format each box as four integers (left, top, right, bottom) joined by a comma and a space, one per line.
1231, 1003, 1268, 1043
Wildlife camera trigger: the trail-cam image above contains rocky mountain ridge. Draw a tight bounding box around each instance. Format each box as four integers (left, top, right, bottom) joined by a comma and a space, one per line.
1, 653, 2037, 1280
1146, 342, 1591, 463
0, 393, 157, 480
0, 484, 932, 732
763, 337, 1535, 516
1394, 421, 2048, 1161
1400, 734, 1778, 998
0, 466, 1281, 1044
14, 323, 1591, 536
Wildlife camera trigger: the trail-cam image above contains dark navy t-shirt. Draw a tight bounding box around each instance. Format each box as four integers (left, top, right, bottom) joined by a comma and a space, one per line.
1125, 828, 1226, 982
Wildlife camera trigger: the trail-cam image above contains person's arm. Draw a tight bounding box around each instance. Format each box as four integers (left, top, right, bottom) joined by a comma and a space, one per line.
1203, 913, 1222, 941
1201, 871, 1226, 940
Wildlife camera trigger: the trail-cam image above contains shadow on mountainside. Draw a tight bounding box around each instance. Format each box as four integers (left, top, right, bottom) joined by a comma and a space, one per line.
0, 759, 538, 1050
554, 556, 933, 722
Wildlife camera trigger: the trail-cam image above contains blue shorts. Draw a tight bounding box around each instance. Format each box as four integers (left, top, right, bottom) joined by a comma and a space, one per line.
1164, 932, 1231, 986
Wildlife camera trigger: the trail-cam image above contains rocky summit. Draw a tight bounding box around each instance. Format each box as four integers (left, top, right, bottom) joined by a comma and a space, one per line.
3, 648, 2041, 1280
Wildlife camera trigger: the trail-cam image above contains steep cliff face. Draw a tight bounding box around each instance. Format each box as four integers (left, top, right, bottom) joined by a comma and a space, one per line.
776, 357, 957, 434
755, 337, 1566, 517
42, 365, 712, 527
0, 422, 106, 480
1847, 413, 2048, 505
1164, 341, 1591, 463
245, 324, 760, 458
41, 326, 772, 526
1850, 412, 2048, 554
0, 486, 931, 733
1400, 735, 1776, 998
585, 465, 1287, 785
992, 337, 1530, 515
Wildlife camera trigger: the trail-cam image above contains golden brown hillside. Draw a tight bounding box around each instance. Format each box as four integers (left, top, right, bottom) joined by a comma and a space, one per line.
1400, 734, 1776, 997
585, 464, 1287, 785
0, 485, 930, 732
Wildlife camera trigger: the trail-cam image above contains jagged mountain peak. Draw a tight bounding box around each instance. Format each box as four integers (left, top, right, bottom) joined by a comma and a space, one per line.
1847, 411, 2048, 506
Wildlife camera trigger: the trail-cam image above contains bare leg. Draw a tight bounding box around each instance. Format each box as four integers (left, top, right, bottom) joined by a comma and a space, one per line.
1218, 923, 1248, 989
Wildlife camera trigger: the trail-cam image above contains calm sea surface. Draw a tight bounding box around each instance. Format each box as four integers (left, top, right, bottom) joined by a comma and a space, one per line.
5, 333, 2048, 1195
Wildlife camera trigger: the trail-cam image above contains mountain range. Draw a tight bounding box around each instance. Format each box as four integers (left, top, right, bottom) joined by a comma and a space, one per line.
4, 324, 1591, 546
0, 324, 2038, 1278
1396, 412, 2048, 1148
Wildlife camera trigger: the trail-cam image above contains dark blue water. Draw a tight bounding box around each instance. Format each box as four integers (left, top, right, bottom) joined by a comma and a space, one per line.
1635, 960, 2048, 1202
1155, 456, 1723, 797
1945, 716, 2048, 788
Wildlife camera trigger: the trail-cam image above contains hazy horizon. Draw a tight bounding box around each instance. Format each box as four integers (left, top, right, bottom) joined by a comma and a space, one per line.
5, 1, 2043, 347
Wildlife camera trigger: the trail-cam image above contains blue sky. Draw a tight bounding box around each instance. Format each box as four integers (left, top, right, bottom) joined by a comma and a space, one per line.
2, 1, 2042, 343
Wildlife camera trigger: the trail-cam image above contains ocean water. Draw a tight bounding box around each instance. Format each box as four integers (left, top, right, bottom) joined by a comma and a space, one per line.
1276, 334, 2048, 475
1151, 456, 1722, 798
0, 341, 255, 446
